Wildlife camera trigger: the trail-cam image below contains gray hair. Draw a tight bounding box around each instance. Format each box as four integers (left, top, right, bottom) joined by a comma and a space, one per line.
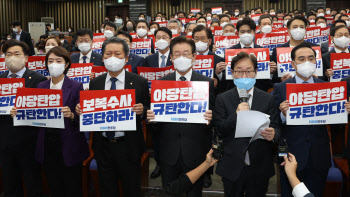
186, 23, 197, 31
168, 19, 181, 28
223, 23, 235, 31
102, 37, 129, 56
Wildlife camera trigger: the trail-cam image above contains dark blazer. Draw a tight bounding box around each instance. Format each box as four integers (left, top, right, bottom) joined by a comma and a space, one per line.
214, 87, 280, 182
321, 48, 336, 81
0, 68, 47, 151
71, 51, 104, 66
321, 42, 329, 54
273, 77, 331, 171
12, 31, 35, 56
218, 43, 273, 93
35, 76, 89, 167
341, 75, 350, 160
208, 50, 224, 79
90, 71, 150, 162
144, 51, 172, 68
271, 41, 319, 84
126, 53, 145, 74
156, 71, 216, 169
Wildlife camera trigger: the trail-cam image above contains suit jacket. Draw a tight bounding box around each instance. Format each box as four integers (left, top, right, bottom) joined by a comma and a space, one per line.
341, 75, 350, 159
90, 71, 150, 162
208, 50, 224, 79
273, 77, 331, 171
321, 42, 329, 54
71, 51, 104, 66
144, 51, 172, 68
126, 53, 145, 74
12, 31, 35, 56
35, 76, 89, 167
0, 68, 47, 152
321, 48, 336, 81
271, 41, 319, 83
156, 71, 216, 169
214, 87, 280, 182
218, 43, 273, 93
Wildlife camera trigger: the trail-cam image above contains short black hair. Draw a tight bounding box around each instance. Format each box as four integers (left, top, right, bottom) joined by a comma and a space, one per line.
177, 11, 186, 17
2, 39, 30, 56
236, 17, 256, 32
45, 23, 51, 27
291, 42, 316, 61
269, 8, 275, 12
154, 27, 172, 38
220, 14, 230, 21
102, 37, 129, 56
104, 21, 117, 31
75, 28, 93, 40
277, 9, 284, 14
307, 12, 316, 19
11, 21, 21, 27
287, 15, 308, 29
58, 34, 65, 39
192, 25, 212, 40
117, 31, 133, 43
211, 21, 220, 26
315, 16, 327, 24
332, 19, 347, 28
40, 35, 47, 40
196, 12, 203, 17
231, 52, 257, 70
283, 14, 292, 20
170, 35, 195, 55
330, 25, 350, 36
196, 16, 207, 23
45, 46, 71, 74
258, 14, 272, 26
136, 20, 149, 29
138, 13, 145, 17
150, 22, 160, 29
317, 7, 325, 12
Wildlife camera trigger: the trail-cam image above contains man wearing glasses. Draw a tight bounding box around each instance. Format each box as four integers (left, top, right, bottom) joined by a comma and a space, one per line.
214, 51, 279, 196
147, 36, 215, 197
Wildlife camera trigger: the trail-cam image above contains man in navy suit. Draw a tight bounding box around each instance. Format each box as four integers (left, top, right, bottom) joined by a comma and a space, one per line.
116, 31, 145, 74
11, 21, 35, 56
320, 19, 348, 57
71, 28, 103, 66
271, 16, 319, 83
274, 43, 331, 197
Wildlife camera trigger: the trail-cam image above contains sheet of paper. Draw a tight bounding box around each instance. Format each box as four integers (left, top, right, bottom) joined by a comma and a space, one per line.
235, 110, 270, 138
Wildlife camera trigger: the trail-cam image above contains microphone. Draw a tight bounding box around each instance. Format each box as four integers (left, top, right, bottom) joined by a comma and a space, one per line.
238, 88, 249, 103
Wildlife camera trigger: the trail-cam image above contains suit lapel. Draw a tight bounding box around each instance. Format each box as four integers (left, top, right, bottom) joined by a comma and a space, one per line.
155, 52, 160, 67
250, 88, 259, 111
22, 68, 34, 87
124, 71, 133, 89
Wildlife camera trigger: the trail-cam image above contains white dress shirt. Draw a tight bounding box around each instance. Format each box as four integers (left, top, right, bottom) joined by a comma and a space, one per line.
15, 30, 22, 41
103, 70, 126, 137
79, 50, 92, 63
50, 77, 64, 90
8, 67, 26, 78
240, 42, 254, 49
334, 47, 349, 53
176, 69, 192, 81
196, 48, 210, 55
292, 182, 311, 197
158, 49, 170, 67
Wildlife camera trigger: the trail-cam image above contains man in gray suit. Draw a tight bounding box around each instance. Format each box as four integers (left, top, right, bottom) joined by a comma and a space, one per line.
71, 28, 103, 66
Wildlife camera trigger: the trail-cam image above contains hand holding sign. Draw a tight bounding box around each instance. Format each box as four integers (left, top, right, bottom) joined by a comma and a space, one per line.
345, 97, 350, 114
269, 62, 277, 74
147, 110, 155, 121
216, 62, 227, 75
281, 73, 293, 82
279, 100, 290, 117
75, 103, 82, 115
61, 106, 74, 119
325, 69, 334, 78
132, 103, 144, 115
204, 110, 212, 125
10, 107, 17, 118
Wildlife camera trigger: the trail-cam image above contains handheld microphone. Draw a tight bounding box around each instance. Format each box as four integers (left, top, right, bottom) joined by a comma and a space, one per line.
238, 88, 249, 103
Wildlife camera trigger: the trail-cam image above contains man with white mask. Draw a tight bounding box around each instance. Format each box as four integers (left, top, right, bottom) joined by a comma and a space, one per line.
135, 20, 156, 53
147, 35, 215, 197
168, 19, 182, 35
223, 23, 236, 36
316, 7, 325, 17
76, 37, 149, 197
219, 14, 231, 28
185, 23, 197, 36
71, 28, 103, 65
258, 15, 273, 34
274, 42, 330, 197
271, 16, 319, 83
145, 27, 172, 68
196, 16, 207, 27
103, 21, 117, 38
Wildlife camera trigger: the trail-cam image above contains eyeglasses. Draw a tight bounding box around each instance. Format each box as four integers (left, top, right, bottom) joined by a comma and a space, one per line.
233, 70, 256, 77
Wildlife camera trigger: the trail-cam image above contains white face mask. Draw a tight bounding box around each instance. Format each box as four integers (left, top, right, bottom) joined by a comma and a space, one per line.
220, 22, 228, 27
207, 16, 212, 21
48, 63, 66, 77
5, 56, 25, 72
60, 40, 64, 44
104, 30, 114, 38
137, 28, 148, 37
317, 23, 327, 28
12, 28, 19, 33
334, 36, 350, 48
155, 20, 161, 22
187, 32, 193, 36
104, 57, 125, 72
45, 46, 55, 52
155, 39, 169, 50
174, 56, 192, 72
284, 20, 289, 26
68, 29, 72, 32
235, 12, 239, 16
261, 25, 272, 34
238, 18, 243, 21
195, 41, 208, 52
101, 28, 104, 33
296, 61, 316, 78
78, 43, 91, 53
139, 18, 144, 20
239, 33, 254, 45
270, 12, 276, 15
224, 33, 235, 36
290, 28, 306, 41
171, 29, 178, 35
150, 28, 156, 34
326, 10, 331, 15
346, 21, 350, 27
317, 13, 325, 17
197, 23, 206, 27
309, 19, 315, 23
7, 38, 11, 40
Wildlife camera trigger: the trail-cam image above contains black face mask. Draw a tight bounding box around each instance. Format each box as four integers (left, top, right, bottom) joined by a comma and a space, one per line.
127, 26, 134, 32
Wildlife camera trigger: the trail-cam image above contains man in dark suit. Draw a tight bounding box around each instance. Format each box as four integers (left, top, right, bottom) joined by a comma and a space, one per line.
214, 51, 279, 196
147, 36, 215, 197
11, 21, 35, 56
116, 31, 145, 74
274, 43, 331, 197
322, 25, 350, 81
70, 28, 103, 65
0, 40, 47, 197
76, 37, 150, 197
271, 16, 319, 83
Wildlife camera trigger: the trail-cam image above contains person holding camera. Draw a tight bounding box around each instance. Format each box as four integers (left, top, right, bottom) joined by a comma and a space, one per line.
213, 52, 280, 196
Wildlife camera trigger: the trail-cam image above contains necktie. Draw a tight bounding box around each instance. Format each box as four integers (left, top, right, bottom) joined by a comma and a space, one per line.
10, 74, 18, 78
341, 52, 347, 53
180, 76, 186, 81
106, 77, 118, 140
302, 81, 309, 84
82, 56, 87, 63
243, 47, 252, 49
160, 55, 166, 68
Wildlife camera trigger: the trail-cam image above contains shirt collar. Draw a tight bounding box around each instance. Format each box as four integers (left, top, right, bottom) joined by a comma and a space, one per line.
334, 47, 350, 53
159, 49, 170, 58
8, 67, 26, 78
176, 69, 192, 81
196, 48, 209, 55
106, 69, 126, 84
240, 42, 254, 48
17, 30, 22, 35
50, 77, 65, 90
80, 50, 92, 60
295, 75, 314, 84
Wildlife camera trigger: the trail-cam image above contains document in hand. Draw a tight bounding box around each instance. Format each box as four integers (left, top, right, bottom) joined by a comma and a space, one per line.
235, 110, 270, 138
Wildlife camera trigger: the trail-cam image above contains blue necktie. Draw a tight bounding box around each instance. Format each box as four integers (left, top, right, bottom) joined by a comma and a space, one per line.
82, 56, 87, 63
160, 55, 166, 68
302, 81, 309, 84
180, 76, 186, 81
106, 77, 118, 139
